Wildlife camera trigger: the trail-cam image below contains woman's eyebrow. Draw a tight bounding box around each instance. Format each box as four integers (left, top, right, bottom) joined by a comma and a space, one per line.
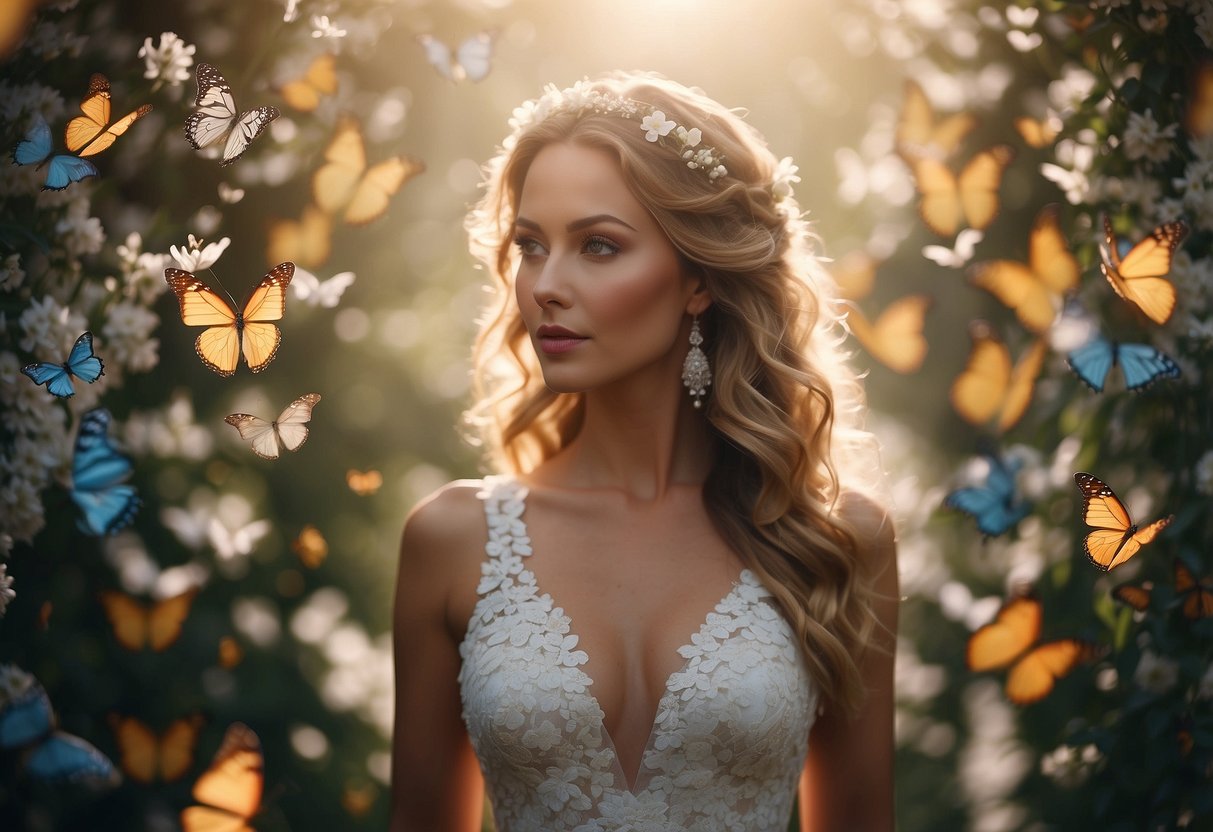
514, 214, 638, 233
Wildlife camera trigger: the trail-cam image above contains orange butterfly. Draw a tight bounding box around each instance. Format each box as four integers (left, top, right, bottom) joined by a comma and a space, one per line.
346, 469, 382, 496
98, 588, 197, 652
967, 592, 1095, 704
1073, 472, 1173, 571
292, 524, 328, 568
844, 296, 932, 374
313, 116, 424, 225
968, 204, 1080, 334
266, 205, 332, 269
950, 322, 1046, 432
108, 714, 204, 784
278, 53, 338, 112
1100, 216, 1187, 325
1014, 115, 1061, 149
65, 73, 152, 158
914, 145, 1014, 238
165, 263, 294, 377
895, 79, 978, 164
181, 723, 264, 832
1114, 559, 1213, 620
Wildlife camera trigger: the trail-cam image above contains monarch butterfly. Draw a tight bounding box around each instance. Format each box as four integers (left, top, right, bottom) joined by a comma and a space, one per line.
1073, 472, 1172, 571
185, 63, 280, 166
950, 322, 1046, 433
11, 114, 97, 190
71, 408, 140, 536
895, 79, 978, 164
165, 263, 294, 377
266, 204, 332, 269
843, 296, 931, 374
97, 588, 197, 652
945, 450, 1032, 537
1111, 579, 1153, 612
64, 73, 152, 158
108, 714, 204, 784
312, 116, 424, 225
1100, 216, 1188, 325
278, 52, 338, 112
180, 723, 263, 832
224, 393, 321, 460
913, 145, 1015, 238
21, 331, 104, 397
1114, 559, 1213, 620
966, 592, 1094, 704
1066, 335, 1180, 393
416, 32, 494, 83
967, 204, 1080, 334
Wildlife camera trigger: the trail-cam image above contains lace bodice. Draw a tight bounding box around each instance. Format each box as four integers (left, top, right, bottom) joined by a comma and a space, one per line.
457, 477, 817, 831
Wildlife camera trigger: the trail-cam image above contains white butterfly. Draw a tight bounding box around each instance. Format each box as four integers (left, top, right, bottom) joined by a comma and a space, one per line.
185, 63, 280, 166
291, 268, 355, 308
416, 32, 494, 83
224, 393, 321, 460
922, 228, 984, 268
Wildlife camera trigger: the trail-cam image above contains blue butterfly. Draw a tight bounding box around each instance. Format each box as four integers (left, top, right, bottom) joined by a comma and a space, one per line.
0, 668, 117, 786
1066, 336, 1180, 393
21, 331, 105, 398
945, 452, 1032, 537
71, 408, 140, 536
11, 114, 98, 191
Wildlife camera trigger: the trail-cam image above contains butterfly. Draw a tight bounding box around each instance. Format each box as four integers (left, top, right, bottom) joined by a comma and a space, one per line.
1014, 114, 1061, 148
0, 666, 117, 785
291, 268, 355, 308
895, 79, 978, 164
950, 322, 1046, 432
225, 393, 321, 460
108, 714, 204, 784
1066, 335, 1180, 392
278, 52, 338, 112
347, 469, 382, 496
267, 204, 332, 268
21, 331, 104, 397
1100, 216, 1188, 325
966, 592, 1094, 704
11, 114, 98, 190
1111, 579, 1153, 613
313, 116, 424, 225
165, 263, 295, 377
291, 524, 328, 568
185, 63, 280, 167
913, 145, 1015, 238
827, 250, 879, 301
844, 296, 931, 374
1114, 559, 1213, 620
922, 228, 983, 269
97, 588, 198, 652
945, 451, 1032, 537
180, 722, 264, 832
71, 408, 140, 536
967, 204, 1080, 334
417, 32, 494, 83
1073, 472, 1173, 571
64, 73, 152, 158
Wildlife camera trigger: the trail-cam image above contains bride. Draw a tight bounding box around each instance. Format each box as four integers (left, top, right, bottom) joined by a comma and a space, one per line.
391, 72, 898, 832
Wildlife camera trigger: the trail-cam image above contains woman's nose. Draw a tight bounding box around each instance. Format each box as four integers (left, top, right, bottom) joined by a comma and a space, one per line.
530, 255, 572, 308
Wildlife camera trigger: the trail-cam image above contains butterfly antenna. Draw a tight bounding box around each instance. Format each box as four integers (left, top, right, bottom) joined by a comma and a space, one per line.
206, 269, 239, 308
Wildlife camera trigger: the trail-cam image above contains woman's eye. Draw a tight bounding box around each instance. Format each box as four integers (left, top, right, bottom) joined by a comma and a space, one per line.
582, 235, 620, 257
513, 236, 546, 257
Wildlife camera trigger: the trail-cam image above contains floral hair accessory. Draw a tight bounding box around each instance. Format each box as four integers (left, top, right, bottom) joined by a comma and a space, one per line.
506, 80, 730, 182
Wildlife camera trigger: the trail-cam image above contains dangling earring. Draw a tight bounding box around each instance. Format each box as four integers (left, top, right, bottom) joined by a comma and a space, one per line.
682, 316, 711, 409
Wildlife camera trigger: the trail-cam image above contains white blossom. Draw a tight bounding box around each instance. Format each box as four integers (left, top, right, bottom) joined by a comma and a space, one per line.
117, 233, 171, 303
169, 235, 230, 271
138, 32, 196, 88
101, 302, 159, 373
0, 255, 24, 293
0, 563, 13, 617
18, 295, 85, 357
310, 15, 347, 39
1122, 109, 1178, 164
1133, 649, 1179, 695
641, 111, 676, 142
283, 0, 300, 22
1196, 450, 1213, 496
54, 198, 105, 258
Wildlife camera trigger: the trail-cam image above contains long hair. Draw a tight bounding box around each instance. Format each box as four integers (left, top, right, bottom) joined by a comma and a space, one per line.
464, 71, 882, 716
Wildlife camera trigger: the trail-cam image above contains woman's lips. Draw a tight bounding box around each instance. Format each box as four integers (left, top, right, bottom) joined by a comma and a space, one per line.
536, 325, 587, 355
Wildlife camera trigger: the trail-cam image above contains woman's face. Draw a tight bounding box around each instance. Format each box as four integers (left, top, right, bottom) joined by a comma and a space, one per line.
512, 141, 707, 396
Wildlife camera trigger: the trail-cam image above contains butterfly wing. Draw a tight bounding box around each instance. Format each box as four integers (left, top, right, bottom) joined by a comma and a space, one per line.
998, 339, 1045, 432
12, 114, 51, 165
1014, 116, 1059, 148
1027, 204, 1080, 295
71, 408, 139, 535
312, 117, 366, 216
22, 361, 73, 397
185, 63, 237, 150
1100, 217, 1186, 325
1066, 336, 1115, 392
43, 154, 98, 190
913, 158, 961, 237
957, 144, 1014, 231
845, 296, 930, 374
159, 715, 205, 782
239, 262, 294, 372
148, 589, 198, 651
1073, 472, 1169, 571
224, 414, 281, 460
267, 204, 333, 268
454, 32, 494, 82
1115, 343, 1180, 391
108, 715, 160, 784
219, 106, 279, 167
950, 322, 1010, 426
26, 732, 117, 785
966, 594, 1041, 671
342, 156, 423, 225
1006, 640, 1091, 705
967, 261, 1057, 334
64, 330, 104, 383
0, 681, 54, 749
292, 269, 355, 308
280, 53, 337, 111
416, 34, 454, 80
64, 74, 110, 154
896, 80, 976, 162
97, 591, 150, 651
184, 723, 263, 830
1112, 581, 1152, 611
165, 269, 241, 376
273, 393, 321, 453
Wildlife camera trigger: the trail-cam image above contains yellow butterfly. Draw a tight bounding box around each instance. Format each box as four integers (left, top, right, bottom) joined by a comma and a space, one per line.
313, 116, 424, 225
346, 469, 382, 496
266, 204, 332, 269
1100, 216, 1188, 325
895, 79, 978, 164
180, 723, 264, 832
968, 204, 1080, 333
65, 73, 152, 158
292, 524, 328, 568
278, 53, 338, 112
950, 321, 1045, 432
844, 296, 931, 374
913, 145, 1015, 238
1074, 472, 1173, 572
1014, 115, 1061, 149
165, 263, 294, 377
97, 588, 197, 652
108, 714, 204, 784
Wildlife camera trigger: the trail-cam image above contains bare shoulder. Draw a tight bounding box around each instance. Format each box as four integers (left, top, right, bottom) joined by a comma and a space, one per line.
834, 489, 897, 574
400, 478, 488, 558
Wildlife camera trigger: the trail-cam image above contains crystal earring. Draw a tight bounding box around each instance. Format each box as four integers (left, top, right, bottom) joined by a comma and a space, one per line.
682, 316, 711, 409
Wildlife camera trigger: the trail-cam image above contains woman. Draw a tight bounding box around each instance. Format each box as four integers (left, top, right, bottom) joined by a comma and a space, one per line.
392, 72, 898, 832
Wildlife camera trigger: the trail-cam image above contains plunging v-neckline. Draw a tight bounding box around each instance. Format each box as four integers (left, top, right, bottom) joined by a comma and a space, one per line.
504, 480, 749, 794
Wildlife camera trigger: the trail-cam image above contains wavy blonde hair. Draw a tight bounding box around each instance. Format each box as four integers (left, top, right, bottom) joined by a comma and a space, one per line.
464, 71, 881, 716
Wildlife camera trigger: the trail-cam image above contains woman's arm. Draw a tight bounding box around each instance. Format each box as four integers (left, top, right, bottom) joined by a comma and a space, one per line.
799, 492, 899, 832
391, 486, 486, 832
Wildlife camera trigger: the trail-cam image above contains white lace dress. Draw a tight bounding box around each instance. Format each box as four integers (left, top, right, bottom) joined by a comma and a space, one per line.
458, 477, 818, 832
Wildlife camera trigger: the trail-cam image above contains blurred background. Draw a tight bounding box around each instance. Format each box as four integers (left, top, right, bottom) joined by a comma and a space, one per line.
1, 0, 1211, 829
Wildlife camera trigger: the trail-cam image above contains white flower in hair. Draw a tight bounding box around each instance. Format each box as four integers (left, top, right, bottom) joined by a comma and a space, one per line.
771, 156, 801, 200
641, 111, 677, 142
676, 126, 702, 147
